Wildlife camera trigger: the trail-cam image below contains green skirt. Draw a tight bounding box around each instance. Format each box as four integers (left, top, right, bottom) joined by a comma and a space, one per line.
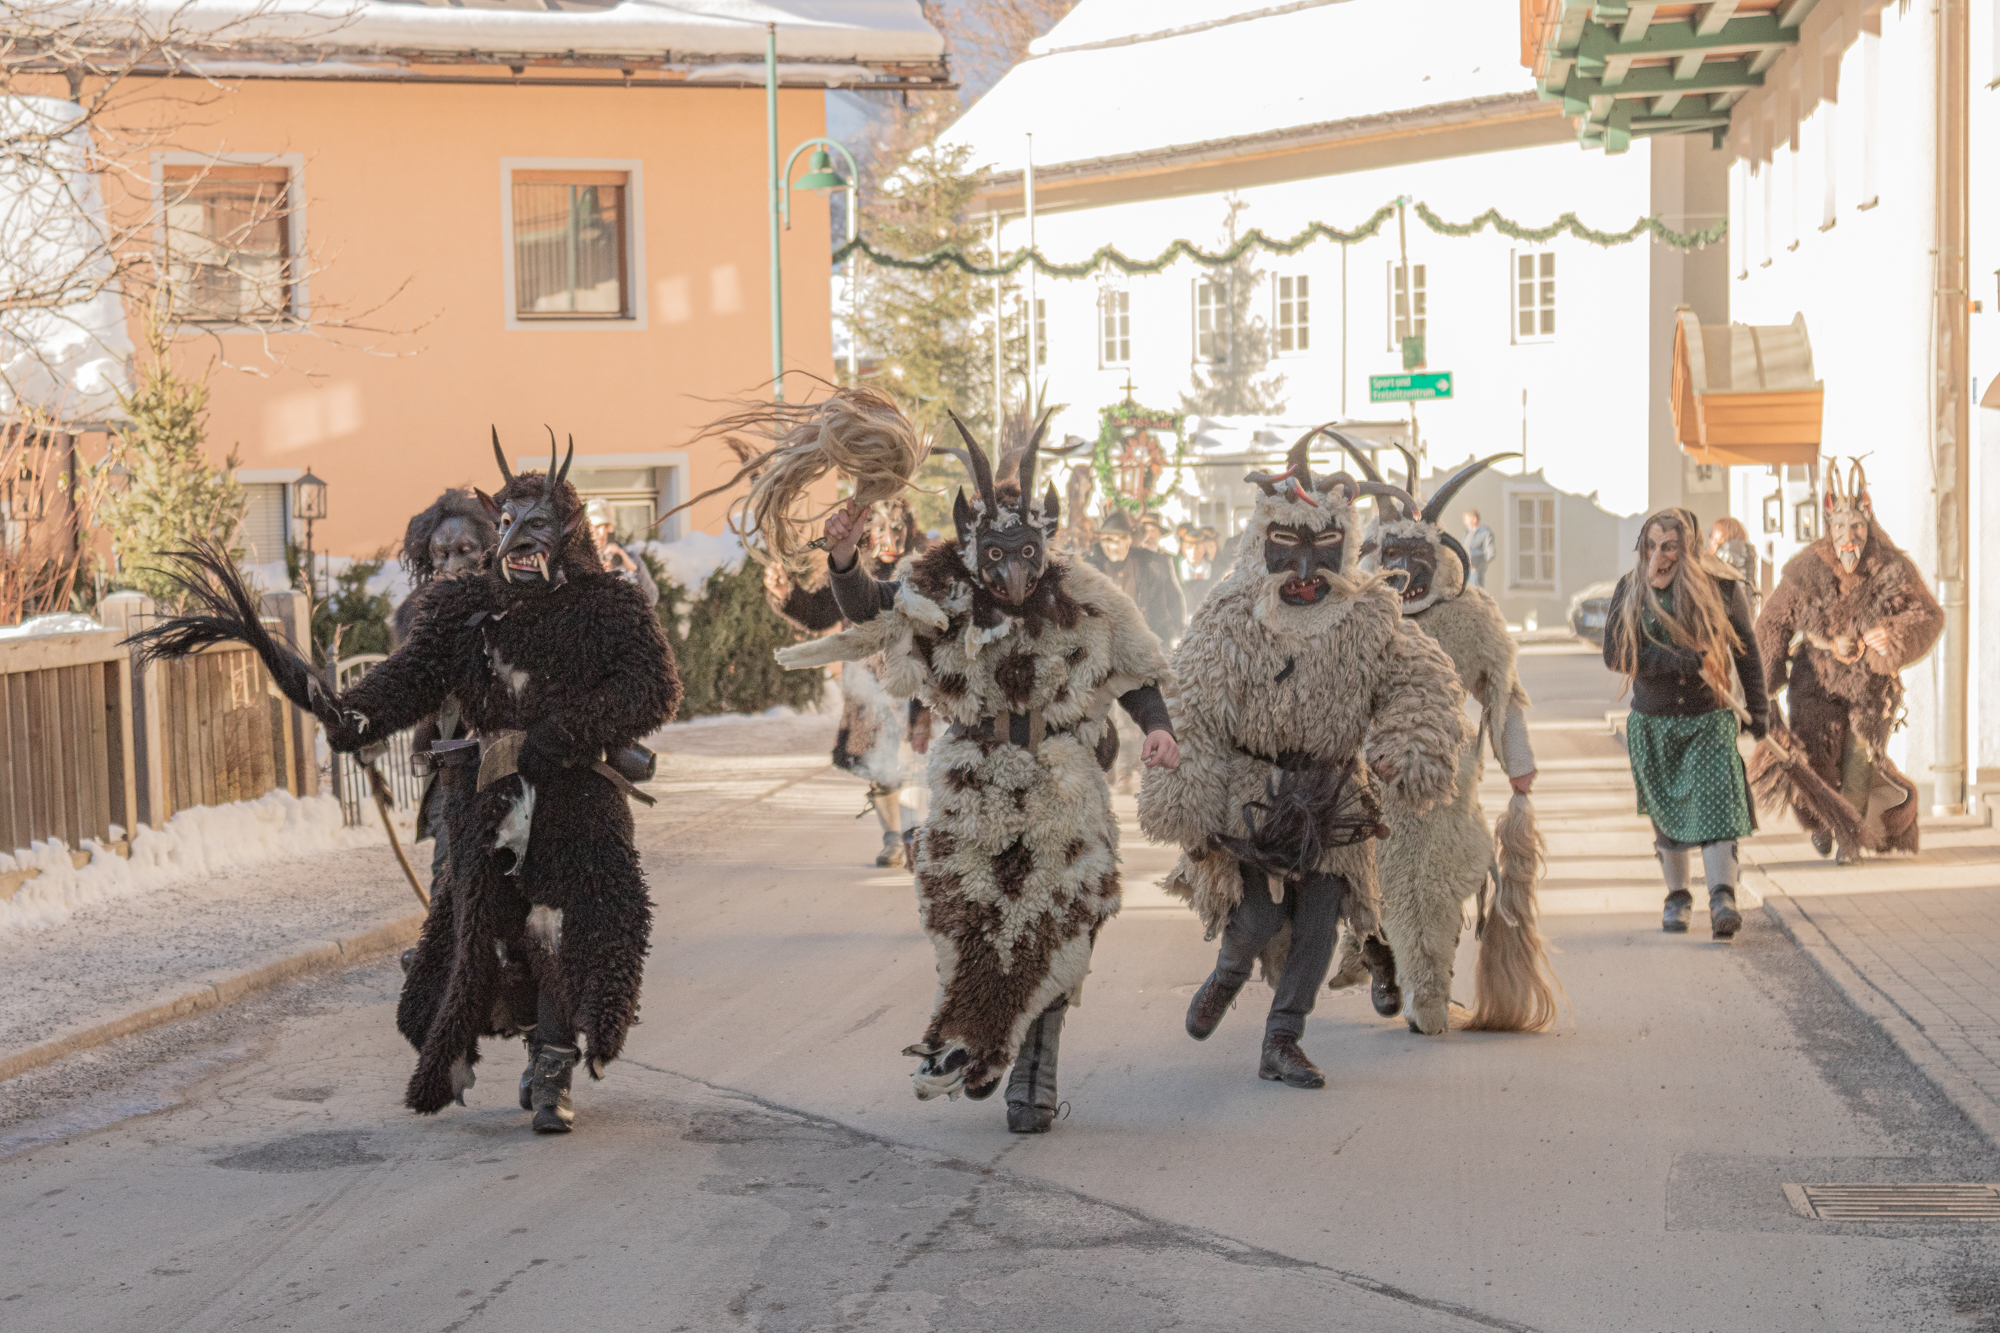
1628, 709, 1754, 845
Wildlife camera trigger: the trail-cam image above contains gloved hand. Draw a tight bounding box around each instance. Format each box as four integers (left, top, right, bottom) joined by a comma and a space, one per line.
516, 724, 576, 783
1747, 717, 1769, 742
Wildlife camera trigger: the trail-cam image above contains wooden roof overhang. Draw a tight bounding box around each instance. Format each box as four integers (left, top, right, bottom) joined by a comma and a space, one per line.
1519, 0, 1820, 152
1671, 307, 1823, 467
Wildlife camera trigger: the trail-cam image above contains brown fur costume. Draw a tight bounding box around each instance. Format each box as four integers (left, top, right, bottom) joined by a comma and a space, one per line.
1756, 521, 1940, 853
777, 544, 1169, 1101
1136, 479, 1466, 989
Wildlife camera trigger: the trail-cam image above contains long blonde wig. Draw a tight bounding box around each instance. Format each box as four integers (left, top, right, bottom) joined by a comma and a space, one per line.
1611, 507, 1746, 711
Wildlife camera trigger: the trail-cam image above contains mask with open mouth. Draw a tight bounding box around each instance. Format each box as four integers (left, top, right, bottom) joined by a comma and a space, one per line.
478, 427, 588, 590
1335, 433, 1518, 616
1241, 425, 1409, 607
946, 409, 1060, 610
1823, 458, 1873, 573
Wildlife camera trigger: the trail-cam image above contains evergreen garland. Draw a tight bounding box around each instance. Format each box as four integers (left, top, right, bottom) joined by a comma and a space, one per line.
1092, 401, 1186, 515
832, 200, 1726, 278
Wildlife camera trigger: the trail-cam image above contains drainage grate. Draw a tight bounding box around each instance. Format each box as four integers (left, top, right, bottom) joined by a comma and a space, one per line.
1784, 1183, 2000, 1221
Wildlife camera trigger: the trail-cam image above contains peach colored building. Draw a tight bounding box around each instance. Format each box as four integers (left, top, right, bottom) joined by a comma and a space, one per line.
103, 1, 945, 562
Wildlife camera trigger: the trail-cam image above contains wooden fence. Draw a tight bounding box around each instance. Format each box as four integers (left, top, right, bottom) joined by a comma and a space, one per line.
0, 629, 136, 858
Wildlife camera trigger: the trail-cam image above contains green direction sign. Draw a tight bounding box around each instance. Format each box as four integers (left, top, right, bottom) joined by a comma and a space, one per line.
1370, 371, 1453, 402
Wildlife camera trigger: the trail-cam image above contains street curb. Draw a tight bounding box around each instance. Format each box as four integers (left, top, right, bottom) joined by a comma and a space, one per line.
1757, 889, 2000, 1149
0, 911, 426, 1085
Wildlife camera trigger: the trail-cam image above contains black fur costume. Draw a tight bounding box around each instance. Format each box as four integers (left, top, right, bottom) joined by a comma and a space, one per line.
131, 451, 679, 1116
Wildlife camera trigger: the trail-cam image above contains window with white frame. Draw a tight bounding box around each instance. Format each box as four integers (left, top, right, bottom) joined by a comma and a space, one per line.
240, 484, 290, 564
510, 169, 632, 319
1193, 278, 1228, 363
1099, 287, 1130, 366
1388, 263, 1425, 349
161, 163, 297, 323
1509, 490, 1557, 588
1275, 273, 1309, 353
1512, 251, 1555, 340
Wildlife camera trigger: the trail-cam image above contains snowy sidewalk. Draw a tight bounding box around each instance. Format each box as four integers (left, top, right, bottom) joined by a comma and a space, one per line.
0, 710, 840, 1084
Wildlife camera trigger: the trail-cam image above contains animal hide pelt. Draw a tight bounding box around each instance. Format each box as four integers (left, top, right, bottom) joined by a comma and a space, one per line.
1375, 584, 1560, 1035
832, 658, 907, 787
1757, 526, 1940, 851
1465, 792, 1561, 1033
778, 550, 1168, 1100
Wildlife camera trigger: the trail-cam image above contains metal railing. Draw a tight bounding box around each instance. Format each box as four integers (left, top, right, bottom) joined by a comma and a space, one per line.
330, 653, 425, 829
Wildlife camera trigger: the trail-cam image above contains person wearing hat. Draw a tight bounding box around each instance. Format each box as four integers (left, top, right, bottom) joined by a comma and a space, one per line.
587, 499, 659, 609
1089, 508, 1185, 647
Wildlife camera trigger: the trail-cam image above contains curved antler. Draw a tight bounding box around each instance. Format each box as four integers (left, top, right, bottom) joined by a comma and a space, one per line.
558, 434, 574, 490
1847, 456, 1867, 502
1017, 408, 1052, 518
1356, 480, 1418, 519
1285, 426, 1316, 492
945, 410, 998, 513
1394, 442, 1420, 494
1324, 426, 1382, 483
1421, 452, 1521, 527
492, 427, 514, 486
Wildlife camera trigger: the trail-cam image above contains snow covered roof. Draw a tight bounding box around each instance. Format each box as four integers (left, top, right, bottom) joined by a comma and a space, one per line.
34, 0, 946, 83
942, 0, 1535, 175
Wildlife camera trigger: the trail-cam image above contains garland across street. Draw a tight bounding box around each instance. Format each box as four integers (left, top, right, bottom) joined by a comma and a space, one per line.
831, 202, 1728, 277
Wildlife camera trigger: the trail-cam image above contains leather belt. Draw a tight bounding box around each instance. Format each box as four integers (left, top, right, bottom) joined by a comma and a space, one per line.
947, 710, 1072, 757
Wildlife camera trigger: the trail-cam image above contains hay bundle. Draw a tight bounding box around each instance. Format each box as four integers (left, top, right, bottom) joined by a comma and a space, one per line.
666, 387, 927, 574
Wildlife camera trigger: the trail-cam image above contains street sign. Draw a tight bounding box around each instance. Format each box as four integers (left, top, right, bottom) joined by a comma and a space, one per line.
1370, 371, 1453, 402
1401, 335, 1425, 370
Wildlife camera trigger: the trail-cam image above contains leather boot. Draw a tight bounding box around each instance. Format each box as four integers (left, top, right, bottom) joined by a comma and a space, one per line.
1810, 828, 1834, 859
399, 948, 415, 976
1662, 889, 1693, 934
1185, 971, 1245, 1040
1361, 934, 1401, 1017
1258, 1033, 1325, 1089
518, 1031, 539, 1111
1004, 1001, 1064, 1133
875, 830, 905, 869
529, 1042, 580, 1133
1709, 886, 1743, 940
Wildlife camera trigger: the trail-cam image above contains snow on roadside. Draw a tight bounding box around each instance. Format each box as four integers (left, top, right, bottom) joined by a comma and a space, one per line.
0, 791, 392, 934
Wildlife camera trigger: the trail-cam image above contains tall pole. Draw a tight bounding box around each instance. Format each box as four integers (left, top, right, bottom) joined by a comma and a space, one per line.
765, 21, 784, 401
1024, 133, 1037, 401
1396, 196, 1418, 474
846, 178, 858, 384
1932, 0, 1970, 813
991, 211, 1003, 430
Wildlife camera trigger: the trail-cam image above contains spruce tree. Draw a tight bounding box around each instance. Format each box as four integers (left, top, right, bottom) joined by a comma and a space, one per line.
1180, 197, 1287, 418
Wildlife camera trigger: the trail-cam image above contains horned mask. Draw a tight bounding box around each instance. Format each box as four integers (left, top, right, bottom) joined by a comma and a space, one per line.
1823, 458, 1873, 573
947, 410, 1060, 608
1240, 425, 1412, 607
1338, 433, 1518, 615
479, 427, 583, 589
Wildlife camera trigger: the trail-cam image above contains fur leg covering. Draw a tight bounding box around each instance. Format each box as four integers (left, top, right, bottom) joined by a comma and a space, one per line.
1380, 866, 1467, 1035
405, 851, 529, 1114
1466, 793, 1563, 1033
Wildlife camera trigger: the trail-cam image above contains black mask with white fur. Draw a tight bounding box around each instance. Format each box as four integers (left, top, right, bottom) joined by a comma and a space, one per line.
1336, 431, 1517, 615
1244, 425, 1412, 606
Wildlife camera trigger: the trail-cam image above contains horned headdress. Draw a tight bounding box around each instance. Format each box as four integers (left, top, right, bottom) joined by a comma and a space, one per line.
1822, 456, 1873, 523
1334, 431, 1517, 613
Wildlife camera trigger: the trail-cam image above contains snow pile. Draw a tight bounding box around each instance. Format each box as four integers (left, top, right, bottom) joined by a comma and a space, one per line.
636, 530, 746, 593
0, 790, 386, 934
0, 612, 105, 639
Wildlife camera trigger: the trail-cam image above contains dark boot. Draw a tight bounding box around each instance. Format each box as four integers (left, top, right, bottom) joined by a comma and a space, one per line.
518, 1031, 539, 1111
1710, 886, 1743, 940
399, 948, 415, 976
1004, 1001, 1064, 1134
529, 1042, 579, 1134
1662, 889, 1693, 934
1361, 934, 1401, 1017
1258, 1033, 1325, 1089
875, 831, 905, 869
1810, 828, 1834, 858
1185, 970, 1245, 1040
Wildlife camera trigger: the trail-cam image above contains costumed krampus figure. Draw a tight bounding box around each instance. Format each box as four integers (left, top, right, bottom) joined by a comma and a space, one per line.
775, 410, 1178, 1133
1136, 428, 1466, 1087
766, 498, 930, 868
1330, 440, 1561, 1035
1754, 461, 1941, 861
129, 432, 680, 1133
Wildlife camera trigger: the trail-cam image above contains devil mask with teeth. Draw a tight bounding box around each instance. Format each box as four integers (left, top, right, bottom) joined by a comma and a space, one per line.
1236, 425, 1410, 608
478, 428, 602, 590
946, 409, 1060, 610
1336, 434, 1517, 616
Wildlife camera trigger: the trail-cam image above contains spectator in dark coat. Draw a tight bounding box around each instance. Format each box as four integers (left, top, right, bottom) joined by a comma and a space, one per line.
1087, 508, 1184, 646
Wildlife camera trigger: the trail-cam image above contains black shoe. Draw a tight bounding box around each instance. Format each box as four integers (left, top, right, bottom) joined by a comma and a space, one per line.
1186, 971, 1245, 1040
1710, 886, 1743, 940
529, 1042, 579, 1133
1810, 828, 1834, 858
1007, 1101, 1055, 1133
1362, 934, 1402, 1017
399, 948, 415, 976
1258, 1034, 1325, 1089
1662, 889, 1693, 934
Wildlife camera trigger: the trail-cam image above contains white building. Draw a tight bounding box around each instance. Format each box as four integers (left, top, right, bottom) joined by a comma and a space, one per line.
1525, 0, 1997, 812
939, 0, 1727, 628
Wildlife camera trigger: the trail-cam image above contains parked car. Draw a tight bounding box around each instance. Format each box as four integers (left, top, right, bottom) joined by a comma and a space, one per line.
1568, 580, 1618, 646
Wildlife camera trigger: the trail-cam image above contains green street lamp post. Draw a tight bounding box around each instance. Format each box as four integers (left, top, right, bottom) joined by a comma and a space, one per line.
763, 23, 861, 399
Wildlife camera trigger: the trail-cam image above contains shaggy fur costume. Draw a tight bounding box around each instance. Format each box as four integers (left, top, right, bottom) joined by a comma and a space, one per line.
1347, 545, 1557, 1035
777, 544, 1169, 1101
771, 557, 911, 789
1756, 524, 1941, 853
1137, 481, 1465, 991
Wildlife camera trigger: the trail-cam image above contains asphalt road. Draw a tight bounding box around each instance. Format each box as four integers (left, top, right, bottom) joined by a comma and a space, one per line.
4, 646, 1997, 1333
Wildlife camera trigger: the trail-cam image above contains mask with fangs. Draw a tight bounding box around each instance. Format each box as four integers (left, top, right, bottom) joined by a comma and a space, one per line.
478, 426, 592, 590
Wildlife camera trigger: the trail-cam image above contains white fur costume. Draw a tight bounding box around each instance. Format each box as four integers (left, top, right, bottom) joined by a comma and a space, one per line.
778, 543, 1169, 1101
1137, 473, 1466, 983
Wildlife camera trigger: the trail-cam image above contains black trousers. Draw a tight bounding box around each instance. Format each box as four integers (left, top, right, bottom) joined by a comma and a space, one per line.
1213, 864, 1348, 1040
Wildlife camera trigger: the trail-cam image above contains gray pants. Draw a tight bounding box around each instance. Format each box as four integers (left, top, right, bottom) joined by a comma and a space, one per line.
1653, 828, 1739, 894
1214, 864, 1348, 1039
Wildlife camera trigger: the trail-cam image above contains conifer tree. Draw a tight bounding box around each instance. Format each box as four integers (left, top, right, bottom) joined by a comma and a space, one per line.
1180, 197, 1287, 418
